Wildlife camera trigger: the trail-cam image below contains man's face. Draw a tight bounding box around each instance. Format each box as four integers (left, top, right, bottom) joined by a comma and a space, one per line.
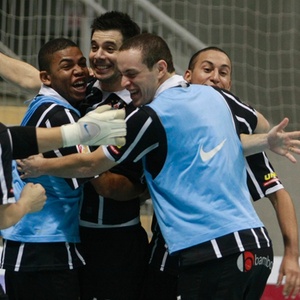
45, 46, 88, 104
89, 30, 123, 84
184, 50, 232, 90
117, 49, 160, 107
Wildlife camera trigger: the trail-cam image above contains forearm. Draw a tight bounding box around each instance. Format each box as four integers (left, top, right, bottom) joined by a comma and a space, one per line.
10, 126, 62, 158
240, 133, 268, 156
33, 148, 116, 178
0, 52, 40, 93
268, 189, 299, 258
0, 202, 28, 229
12, 105, 126, 160
35, 153, 95, 178
242, 118, 300, 162
35, 127, 63, 153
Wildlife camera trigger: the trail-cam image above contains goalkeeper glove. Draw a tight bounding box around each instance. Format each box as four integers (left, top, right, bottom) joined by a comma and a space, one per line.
61, 105, 126, 147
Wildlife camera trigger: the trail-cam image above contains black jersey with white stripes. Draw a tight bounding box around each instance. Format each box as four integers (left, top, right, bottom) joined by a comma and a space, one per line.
215, 88, 283, 199
79, 83, 146, 227
0, 124, 40, 205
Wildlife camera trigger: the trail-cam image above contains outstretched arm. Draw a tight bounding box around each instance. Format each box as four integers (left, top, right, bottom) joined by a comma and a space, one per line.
268, 189, 300, 298
9, 105, 126, 157
18, 146, 117, 179
16, 106, 125, 178
241, 118, 300, 162
0, 52, 40, 94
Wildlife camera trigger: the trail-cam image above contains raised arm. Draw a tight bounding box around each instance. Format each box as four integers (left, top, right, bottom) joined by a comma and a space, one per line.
0, 52, 40, 94
10, 105, 126, 157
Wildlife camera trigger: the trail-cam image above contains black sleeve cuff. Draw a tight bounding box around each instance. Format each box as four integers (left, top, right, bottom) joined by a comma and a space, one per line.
9, 126, 39, 159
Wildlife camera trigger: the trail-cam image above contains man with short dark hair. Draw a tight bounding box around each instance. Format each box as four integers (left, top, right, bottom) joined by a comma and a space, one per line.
144, 46, 300, 299
0, 37, 124, 300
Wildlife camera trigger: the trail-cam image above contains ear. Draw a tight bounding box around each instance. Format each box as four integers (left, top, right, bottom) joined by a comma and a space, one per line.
40, 71, 51, 86
156, 60, 168, 79
183, 70, 192, 83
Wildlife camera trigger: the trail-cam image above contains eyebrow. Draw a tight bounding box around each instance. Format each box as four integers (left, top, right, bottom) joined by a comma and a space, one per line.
91, 40, 117, 46
201, 60, 231, 69
59, 57, 86, 64
57, 59, 72, 66
122, 68, 138, 74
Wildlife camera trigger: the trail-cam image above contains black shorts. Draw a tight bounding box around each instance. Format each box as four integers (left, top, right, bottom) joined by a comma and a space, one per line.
79, 224, 149, 300
178, 246, 273, 300
5, 268, 80, 300
140, 264, 178, 300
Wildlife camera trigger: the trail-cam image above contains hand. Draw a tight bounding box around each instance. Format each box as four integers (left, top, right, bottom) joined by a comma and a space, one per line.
267, 118, 300, 163
61, 105, 126, 147
18, 182, 47, 213
277, 255, 300, 299
17, 154, 45, 179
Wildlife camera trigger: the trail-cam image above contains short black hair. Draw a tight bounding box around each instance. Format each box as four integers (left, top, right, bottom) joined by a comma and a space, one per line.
119, 33, 175, 73
90, 11, 141, 42
188, 46, 231, 71
38, 38, 79, 72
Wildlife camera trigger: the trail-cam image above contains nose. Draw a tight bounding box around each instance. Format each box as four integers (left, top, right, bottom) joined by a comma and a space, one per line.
210, 68, 220, 84
74, 64, 85, 75
121, 75, 130, 88
93, 47, 106, 59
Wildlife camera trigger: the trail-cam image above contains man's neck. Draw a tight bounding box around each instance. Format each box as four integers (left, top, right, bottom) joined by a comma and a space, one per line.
99, 80, 123, 93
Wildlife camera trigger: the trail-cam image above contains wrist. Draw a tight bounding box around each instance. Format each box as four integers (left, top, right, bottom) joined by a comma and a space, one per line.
60, 123, 80, 147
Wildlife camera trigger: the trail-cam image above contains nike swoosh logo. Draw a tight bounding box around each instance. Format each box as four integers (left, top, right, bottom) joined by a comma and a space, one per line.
200, 139, 226, 162
83, 123, 90, 136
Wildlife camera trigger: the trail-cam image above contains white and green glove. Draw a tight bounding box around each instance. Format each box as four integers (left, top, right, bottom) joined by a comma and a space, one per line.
61, 105, 126, 147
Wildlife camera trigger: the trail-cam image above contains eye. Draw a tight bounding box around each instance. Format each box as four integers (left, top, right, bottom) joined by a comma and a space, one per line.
79, 62, 87, 68
91, 44, 98, 52
124, 72, 137, 79
220, 70, 229, 77
61, 64, 72, 70
127, 73, 136, 79
105, 46, 117, 54
204, 67, 212, 73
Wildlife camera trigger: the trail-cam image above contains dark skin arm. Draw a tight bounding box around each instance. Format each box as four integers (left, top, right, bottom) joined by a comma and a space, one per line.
91, 171, 146, 201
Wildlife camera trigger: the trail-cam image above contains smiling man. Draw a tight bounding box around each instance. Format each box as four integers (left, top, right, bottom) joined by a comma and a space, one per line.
0, 38, 91, 300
